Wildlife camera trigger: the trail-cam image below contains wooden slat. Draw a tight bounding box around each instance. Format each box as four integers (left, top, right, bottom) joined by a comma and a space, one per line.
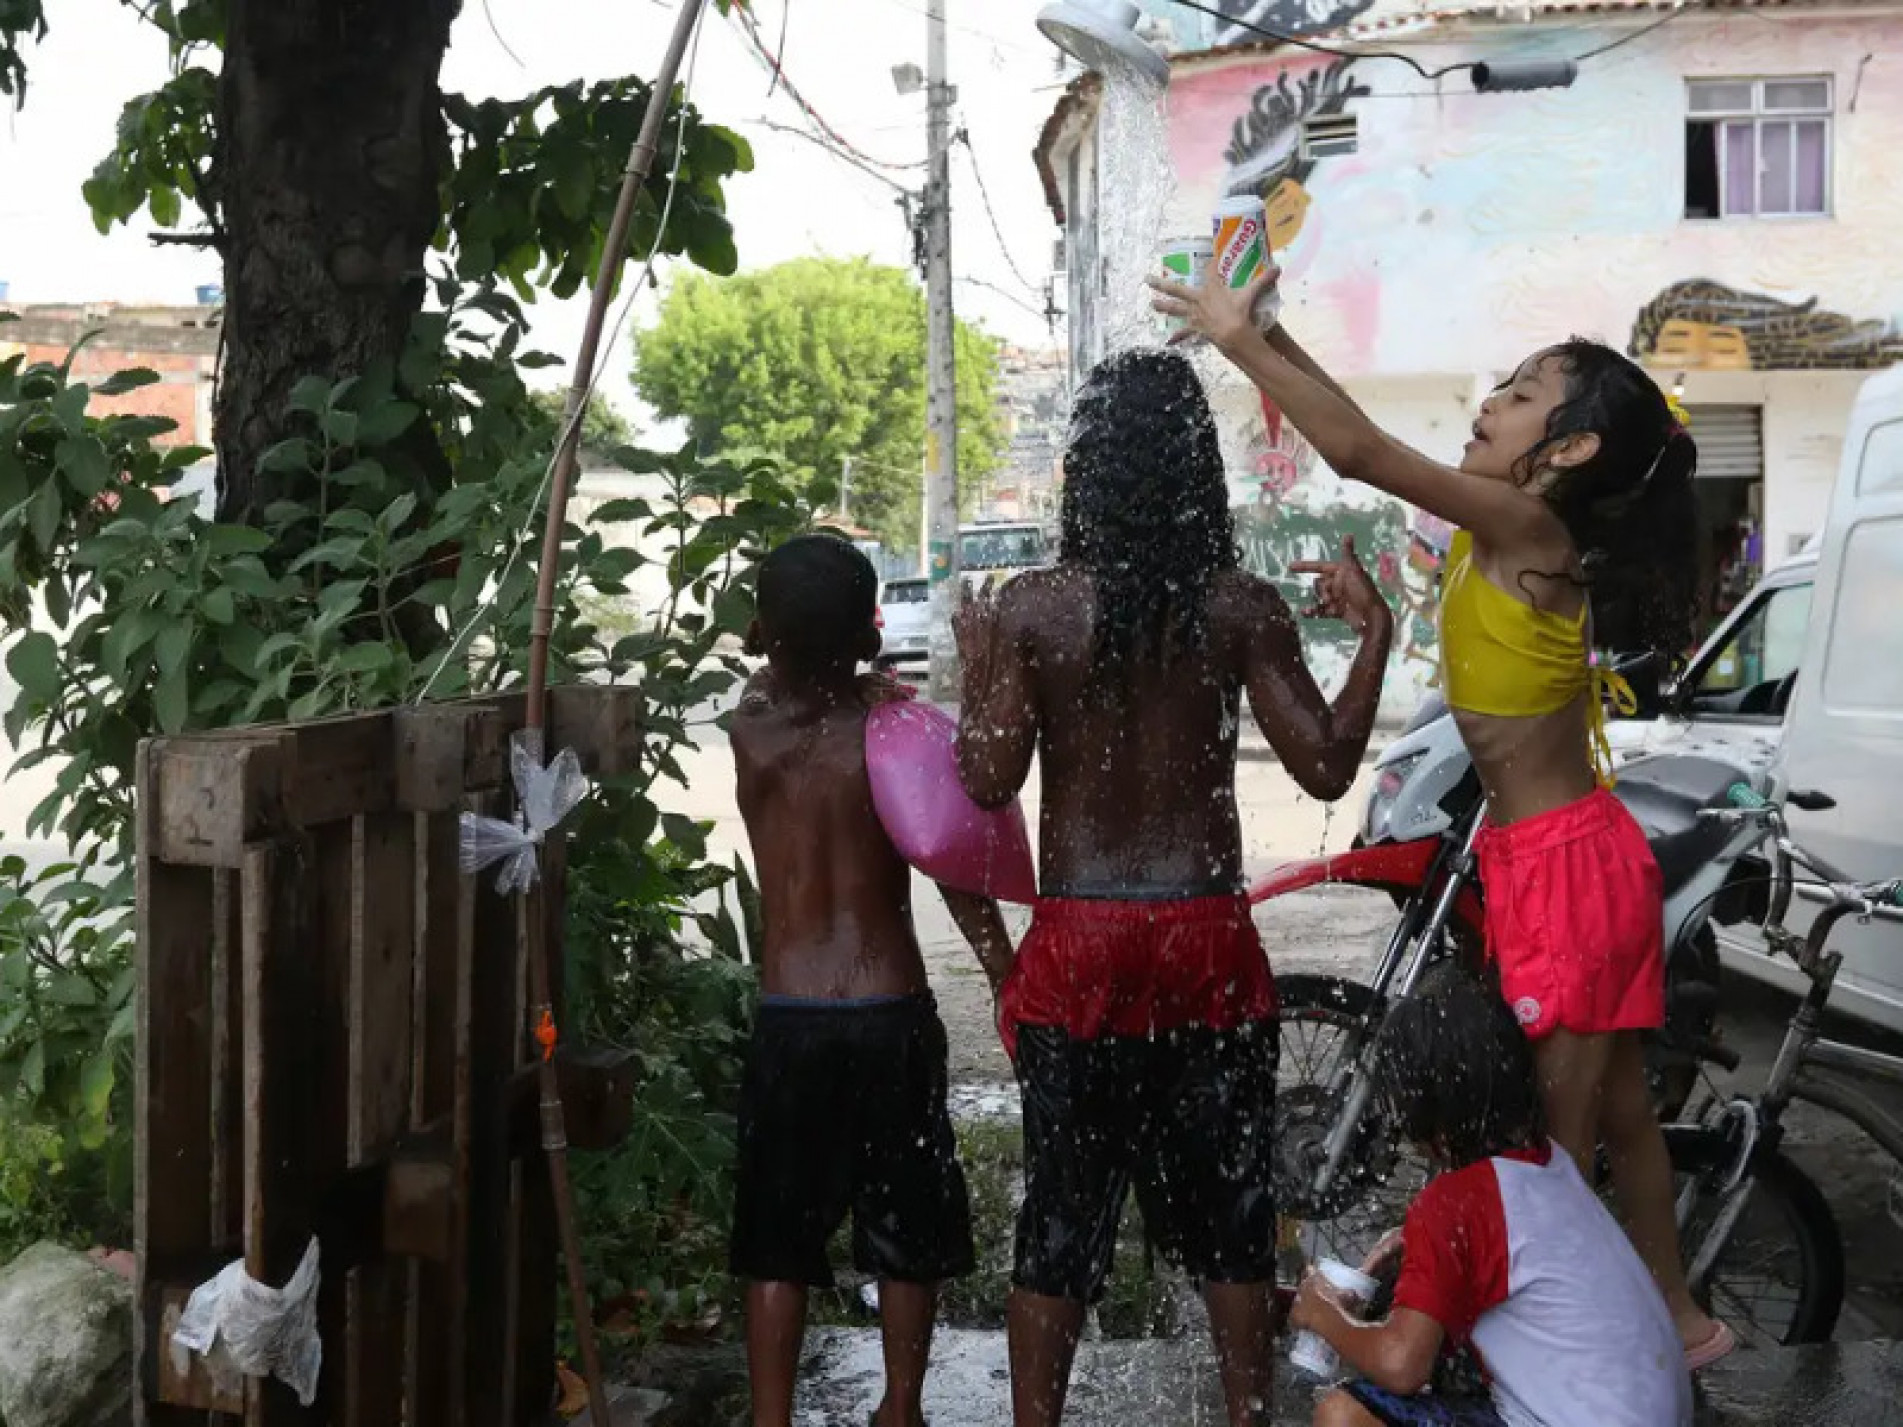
345, 813, 416, 1426
462, 798, 517, 1426
135, 737, 219, 1427
209, 870, 244, 1252
241, 838, 322, 1427
406, 812, 467, 1427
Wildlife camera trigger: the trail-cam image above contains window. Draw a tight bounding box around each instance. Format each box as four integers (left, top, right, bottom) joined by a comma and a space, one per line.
1685, 77, 1831, 219
881, 580, 928, 605
1302, 115, 1358, 159
1685, 579, 1813, 718
959, 526, 1047, 571
1822, 519, 1903, 714
1856, 419, 1903, 496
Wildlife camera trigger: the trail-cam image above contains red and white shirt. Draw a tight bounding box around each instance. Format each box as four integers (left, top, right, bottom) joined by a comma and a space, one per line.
1394, 1141, 1693, 1427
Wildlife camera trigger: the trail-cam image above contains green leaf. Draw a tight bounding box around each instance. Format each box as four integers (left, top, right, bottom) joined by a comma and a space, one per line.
258, 437, 316, 474
27, 477, 63, 551
155, 621, 192, 677
154, 667, 189, 733
94, 367, 161, 396
81, 1054, 115, 1120
337, 642, 394, 674
357, 401, 421, 447
205, 524, 273, 556
288, 375, 332, 414
321, 408, 360, 446
55, 437, 113, 497
5, 633, 60, 703
202, 587, 235, 625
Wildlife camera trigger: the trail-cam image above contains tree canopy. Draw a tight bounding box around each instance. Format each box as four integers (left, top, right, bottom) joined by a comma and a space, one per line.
633, 256, 1003, 551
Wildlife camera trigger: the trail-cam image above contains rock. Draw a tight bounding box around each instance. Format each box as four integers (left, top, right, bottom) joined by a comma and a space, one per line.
0, 1242, 133, 1427
568, 1384, 672, 1426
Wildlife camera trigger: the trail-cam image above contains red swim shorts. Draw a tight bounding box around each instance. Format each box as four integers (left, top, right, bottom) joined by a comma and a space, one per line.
1475, 788, 1664, 1040
998, 895, 1276, 1058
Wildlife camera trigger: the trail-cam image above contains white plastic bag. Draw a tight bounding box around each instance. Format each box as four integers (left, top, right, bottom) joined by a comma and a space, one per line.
170, 1237, 322, 1407
458, 731, 590, 895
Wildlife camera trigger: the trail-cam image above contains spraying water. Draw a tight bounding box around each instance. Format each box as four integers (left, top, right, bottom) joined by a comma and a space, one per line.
1096, 68, 1174, 359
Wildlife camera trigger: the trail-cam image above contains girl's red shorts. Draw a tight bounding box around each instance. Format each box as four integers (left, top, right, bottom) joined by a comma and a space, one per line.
1475, 787, 1665, 1040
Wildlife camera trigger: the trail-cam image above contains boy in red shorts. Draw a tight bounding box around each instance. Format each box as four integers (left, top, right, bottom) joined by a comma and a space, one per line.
954, 350, 1392, 1427
730, 534, 1016, 1427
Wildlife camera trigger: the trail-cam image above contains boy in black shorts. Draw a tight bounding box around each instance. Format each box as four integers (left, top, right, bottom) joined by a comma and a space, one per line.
730, 534, 1016, 1427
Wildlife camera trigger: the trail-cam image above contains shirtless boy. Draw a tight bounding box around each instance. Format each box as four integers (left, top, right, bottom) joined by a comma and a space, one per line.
730, 533, 1016, 1427
955, 349, 1393, 1427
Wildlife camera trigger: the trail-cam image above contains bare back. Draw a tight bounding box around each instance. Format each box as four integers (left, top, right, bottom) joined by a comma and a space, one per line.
730, 680, 929, 998
964, 564, 1382, 898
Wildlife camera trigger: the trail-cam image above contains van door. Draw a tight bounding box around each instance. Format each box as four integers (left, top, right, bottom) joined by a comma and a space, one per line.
1776, 409, 1903, 1028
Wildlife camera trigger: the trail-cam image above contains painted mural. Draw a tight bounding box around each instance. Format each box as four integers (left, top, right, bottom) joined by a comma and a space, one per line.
1630, 280, 1903, 371
1208, 0, 1381, 47
1222, 60, 1368, 231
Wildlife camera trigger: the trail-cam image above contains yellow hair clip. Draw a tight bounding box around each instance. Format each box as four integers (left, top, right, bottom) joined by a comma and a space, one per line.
1665, 394, 1692, 431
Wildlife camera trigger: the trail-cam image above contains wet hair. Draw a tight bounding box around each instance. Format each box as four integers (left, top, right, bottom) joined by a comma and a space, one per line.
754, 534, 877, 675
1058, 348, 1238, 688
1512, 339, 1701, 668
1374, 964, 1546, 1171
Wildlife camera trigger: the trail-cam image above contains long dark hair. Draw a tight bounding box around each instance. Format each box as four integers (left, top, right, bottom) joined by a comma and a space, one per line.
1513, 339, 1700, 668
1059, 349, 1238, 687
1375, 964, 1546, 1171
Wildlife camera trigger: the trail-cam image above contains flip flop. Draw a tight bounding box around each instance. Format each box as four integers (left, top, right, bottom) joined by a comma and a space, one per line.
1684, 1320, 1737, 1372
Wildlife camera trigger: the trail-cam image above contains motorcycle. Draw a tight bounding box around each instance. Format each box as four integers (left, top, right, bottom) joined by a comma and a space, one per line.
1247, 660, 1768, 1267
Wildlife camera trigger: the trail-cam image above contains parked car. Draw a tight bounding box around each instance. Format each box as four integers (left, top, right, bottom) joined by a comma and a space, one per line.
875, 576, 930, 670
1602, 539, 1818, 774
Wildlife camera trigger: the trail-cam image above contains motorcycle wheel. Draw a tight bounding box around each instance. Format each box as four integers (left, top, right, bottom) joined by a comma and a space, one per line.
1663, 1123, 1845, 1346
1272, 974, 1433, 1281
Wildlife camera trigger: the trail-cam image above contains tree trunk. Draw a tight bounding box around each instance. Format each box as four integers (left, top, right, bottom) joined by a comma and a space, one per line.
214, 0, 460, 524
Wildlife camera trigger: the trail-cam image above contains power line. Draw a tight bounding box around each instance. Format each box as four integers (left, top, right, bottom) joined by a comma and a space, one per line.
746, 116, 916, 195
727, 2, 927, 171
1164, 0, 1689, 82
954, 131, 1044, 301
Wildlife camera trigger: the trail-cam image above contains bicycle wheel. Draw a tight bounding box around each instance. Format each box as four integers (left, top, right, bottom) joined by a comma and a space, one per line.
1664, 1124, 1846, 1346
1273, 974, 1432, 1277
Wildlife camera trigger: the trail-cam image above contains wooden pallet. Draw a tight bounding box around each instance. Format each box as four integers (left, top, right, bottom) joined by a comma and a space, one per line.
135, 686, 642, 1427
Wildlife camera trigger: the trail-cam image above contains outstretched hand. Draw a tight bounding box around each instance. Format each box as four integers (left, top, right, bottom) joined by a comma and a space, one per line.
1290, 535, 1391, 639
952, 583, 999, 672
1146, 257, 1280, 353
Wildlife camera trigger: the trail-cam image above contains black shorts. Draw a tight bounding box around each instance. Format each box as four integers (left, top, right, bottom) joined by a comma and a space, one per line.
1343, 1382, 1505, 1426
729, 994, 975, 1288
1013, 1019, 1278, 1301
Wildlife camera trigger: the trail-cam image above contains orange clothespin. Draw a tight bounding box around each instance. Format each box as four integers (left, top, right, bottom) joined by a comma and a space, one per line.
535, 1007, 559, 1062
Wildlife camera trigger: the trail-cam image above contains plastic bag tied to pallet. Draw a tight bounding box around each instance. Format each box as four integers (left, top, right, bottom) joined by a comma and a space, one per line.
169, 1237, 322, 1406
459, 731, 590, 896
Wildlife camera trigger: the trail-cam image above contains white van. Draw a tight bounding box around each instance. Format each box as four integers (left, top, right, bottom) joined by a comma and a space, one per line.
1749, 367, 1903, 1032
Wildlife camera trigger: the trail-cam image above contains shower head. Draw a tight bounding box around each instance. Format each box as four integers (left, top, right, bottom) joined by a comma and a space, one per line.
1036, 0, 1171, 87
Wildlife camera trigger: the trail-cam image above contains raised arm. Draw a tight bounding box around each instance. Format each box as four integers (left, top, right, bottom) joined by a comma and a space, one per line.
954, 582, 1037, 811
1238, 545, 1392, 802
1151, 271, 1550, 551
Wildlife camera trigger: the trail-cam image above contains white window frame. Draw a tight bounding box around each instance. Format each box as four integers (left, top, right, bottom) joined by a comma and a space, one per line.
1685, 75, 1834, 221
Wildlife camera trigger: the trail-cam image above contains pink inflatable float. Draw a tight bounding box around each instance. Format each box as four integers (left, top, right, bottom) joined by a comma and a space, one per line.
865, 700, 1037, 905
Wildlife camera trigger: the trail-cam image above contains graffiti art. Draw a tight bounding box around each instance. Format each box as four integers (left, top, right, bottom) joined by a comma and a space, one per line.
1211, 0, 1380, 45
1221, 59, 1368, 251
1630, 279, 1903, 371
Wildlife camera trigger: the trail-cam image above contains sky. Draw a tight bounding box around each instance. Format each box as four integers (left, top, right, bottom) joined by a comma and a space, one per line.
0, 0, 1072, 420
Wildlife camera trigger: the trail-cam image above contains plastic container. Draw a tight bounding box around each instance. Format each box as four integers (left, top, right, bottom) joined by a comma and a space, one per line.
1211, 194, 1283, 331
865, 700, 1037, 905
1288, 1258, 1380, 1382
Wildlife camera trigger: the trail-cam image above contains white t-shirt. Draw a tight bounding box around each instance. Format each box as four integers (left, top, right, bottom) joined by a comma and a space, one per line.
1394, 1141, 1693, 1427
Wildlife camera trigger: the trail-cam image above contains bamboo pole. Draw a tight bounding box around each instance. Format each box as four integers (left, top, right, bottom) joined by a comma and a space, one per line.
520, 3, 712, 1422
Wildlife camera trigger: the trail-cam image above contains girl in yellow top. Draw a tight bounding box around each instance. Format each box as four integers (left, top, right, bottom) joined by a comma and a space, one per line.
1151, 264, 1732, 1371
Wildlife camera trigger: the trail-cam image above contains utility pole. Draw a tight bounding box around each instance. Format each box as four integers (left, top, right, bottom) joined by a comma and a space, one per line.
923, 0, 960, 701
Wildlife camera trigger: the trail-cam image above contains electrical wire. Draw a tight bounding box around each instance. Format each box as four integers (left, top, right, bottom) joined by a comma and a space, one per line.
746, 116, 914, 195
1164, 0, 1690, 82
727, 1, 927, 171
956, 274, 1049, 321
955, 132, 1044, 300
415, 8, 707, 705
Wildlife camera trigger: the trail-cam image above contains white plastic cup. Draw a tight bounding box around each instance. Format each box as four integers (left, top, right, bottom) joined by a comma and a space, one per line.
1289, 1258, 1380, 1382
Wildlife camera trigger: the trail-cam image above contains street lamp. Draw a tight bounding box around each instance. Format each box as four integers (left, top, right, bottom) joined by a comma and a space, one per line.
1036, 0, 1171, 87
891, 61, 925, 95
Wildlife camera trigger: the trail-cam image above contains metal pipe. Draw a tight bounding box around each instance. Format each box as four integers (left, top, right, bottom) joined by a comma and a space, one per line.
519, 3, 712, 1422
